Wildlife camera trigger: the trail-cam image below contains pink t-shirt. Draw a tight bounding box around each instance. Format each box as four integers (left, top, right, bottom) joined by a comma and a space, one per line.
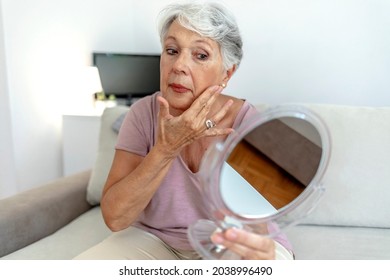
116, 92, 292, 252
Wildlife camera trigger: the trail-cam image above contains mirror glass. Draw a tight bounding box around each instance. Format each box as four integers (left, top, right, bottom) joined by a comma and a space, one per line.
220, 117, 322, 217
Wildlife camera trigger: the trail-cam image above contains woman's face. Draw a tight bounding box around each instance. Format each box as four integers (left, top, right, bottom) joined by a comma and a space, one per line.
160, 20, 232, 114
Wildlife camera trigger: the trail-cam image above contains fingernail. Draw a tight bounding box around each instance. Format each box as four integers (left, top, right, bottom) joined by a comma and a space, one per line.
226, 228, 238, 240
213, 85, 223, 93
211, 233, 224, 244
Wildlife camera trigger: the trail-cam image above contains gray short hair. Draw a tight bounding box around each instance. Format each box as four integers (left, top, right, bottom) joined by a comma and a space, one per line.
157, 2, 243, 70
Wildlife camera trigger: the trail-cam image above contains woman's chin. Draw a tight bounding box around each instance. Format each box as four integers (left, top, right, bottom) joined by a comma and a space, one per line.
164, 93, 193, 110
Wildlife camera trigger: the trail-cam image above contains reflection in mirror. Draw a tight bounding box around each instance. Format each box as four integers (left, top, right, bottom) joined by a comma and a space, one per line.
221, 117, 323, 217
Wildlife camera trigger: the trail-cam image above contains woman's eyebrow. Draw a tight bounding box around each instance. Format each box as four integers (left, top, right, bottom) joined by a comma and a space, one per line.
164, 36, 213, 48
165, 35, 176, 42
194, 39, 213, 49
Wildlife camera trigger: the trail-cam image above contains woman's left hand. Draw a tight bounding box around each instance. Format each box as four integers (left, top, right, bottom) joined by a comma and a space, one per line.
210, 227, 276, 260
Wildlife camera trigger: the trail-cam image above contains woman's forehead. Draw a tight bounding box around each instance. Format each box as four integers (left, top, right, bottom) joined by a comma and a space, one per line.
164, 20, 218, 48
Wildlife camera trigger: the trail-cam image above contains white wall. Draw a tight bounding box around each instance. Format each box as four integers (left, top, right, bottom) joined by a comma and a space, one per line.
230, 0, 390, 106
1, 0, 389, 197
0, 0, 17, 198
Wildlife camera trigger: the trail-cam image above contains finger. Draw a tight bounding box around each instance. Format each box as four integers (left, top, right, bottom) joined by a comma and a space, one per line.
157, 95, 172, 120
217, 237, 273, 260
212, 235, 275, 260
225, 228, 274, 251
181, 85, 223, 131
202, 99, 233, 136
210, 99, 234, 124
211, 228, 275, 260
204, 127, 234, 138
191, 85, 223, 118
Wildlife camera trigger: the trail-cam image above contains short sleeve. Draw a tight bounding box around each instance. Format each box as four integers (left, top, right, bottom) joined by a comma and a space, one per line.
115, 94, 157, 156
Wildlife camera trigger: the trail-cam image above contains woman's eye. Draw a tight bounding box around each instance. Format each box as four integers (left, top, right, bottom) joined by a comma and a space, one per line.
166, 48, 177, 55
196, 53, 208, 60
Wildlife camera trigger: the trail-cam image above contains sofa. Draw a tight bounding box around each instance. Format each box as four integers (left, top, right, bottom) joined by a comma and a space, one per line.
1, 103, 389, 260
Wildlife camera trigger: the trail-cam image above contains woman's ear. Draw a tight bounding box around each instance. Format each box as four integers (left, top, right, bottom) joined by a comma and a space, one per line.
222, 64, 237, 86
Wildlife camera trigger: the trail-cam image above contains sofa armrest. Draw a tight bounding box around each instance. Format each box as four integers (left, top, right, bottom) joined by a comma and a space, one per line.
0, 170, 92, 257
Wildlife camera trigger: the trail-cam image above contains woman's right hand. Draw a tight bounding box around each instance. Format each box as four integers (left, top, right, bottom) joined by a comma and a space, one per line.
156, 85, 234, 157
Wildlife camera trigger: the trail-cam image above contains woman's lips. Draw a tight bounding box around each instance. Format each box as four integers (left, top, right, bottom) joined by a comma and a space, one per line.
170, 83, 191, 93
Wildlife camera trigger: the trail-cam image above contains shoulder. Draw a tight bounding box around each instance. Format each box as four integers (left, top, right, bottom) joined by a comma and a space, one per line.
220, 94, 258, 123
119, 92, 160, 132
220, 93, 256, 111
123, 92, 160, 121
219, 94, 244, 115
220, 94, 259, 128
116, 93, 160, 154
130, 92, 160, 112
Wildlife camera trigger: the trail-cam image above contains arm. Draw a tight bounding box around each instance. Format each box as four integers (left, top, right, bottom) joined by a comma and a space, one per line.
100, 146, 175, 231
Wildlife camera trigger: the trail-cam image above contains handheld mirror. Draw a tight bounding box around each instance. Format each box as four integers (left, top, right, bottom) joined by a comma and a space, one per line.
188, 105, 331, 259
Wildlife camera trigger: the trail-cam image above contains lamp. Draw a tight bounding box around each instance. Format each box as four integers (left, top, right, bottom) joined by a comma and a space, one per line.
83, 66, 117, 114
62, 66, 115, 115
81, 66, 103, 114
83, 66, 103, 98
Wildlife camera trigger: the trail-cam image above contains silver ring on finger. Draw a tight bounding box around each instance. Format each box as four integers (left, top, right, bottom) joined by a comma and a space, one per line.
205, 119, 216, 130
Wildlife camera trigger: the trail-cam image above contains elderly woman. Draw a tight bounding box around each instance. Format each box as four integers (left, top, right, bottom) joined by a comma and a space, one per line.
75, 2, 293, 260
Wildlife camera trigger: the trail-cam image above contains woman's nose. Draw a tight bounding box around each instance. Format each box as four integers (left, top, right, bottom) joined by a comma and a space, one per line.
172, 53, 189, 74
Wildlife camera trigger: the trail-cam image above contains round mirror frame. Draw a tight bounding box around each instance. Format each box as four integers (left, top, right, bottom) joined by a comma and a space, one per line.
198, 104, 332, 231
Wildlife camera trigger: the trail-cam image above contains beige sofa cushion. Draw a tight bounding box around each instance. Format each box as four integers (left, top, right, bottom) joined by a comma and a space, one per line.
299, 104, 390, 228
286, 225, 390, 260
86, 106, 129, 205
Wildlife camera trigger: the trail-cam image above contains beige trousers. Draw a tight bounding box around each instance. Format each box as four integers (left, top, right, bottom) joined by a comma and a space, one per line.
73, 226, 200, 260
